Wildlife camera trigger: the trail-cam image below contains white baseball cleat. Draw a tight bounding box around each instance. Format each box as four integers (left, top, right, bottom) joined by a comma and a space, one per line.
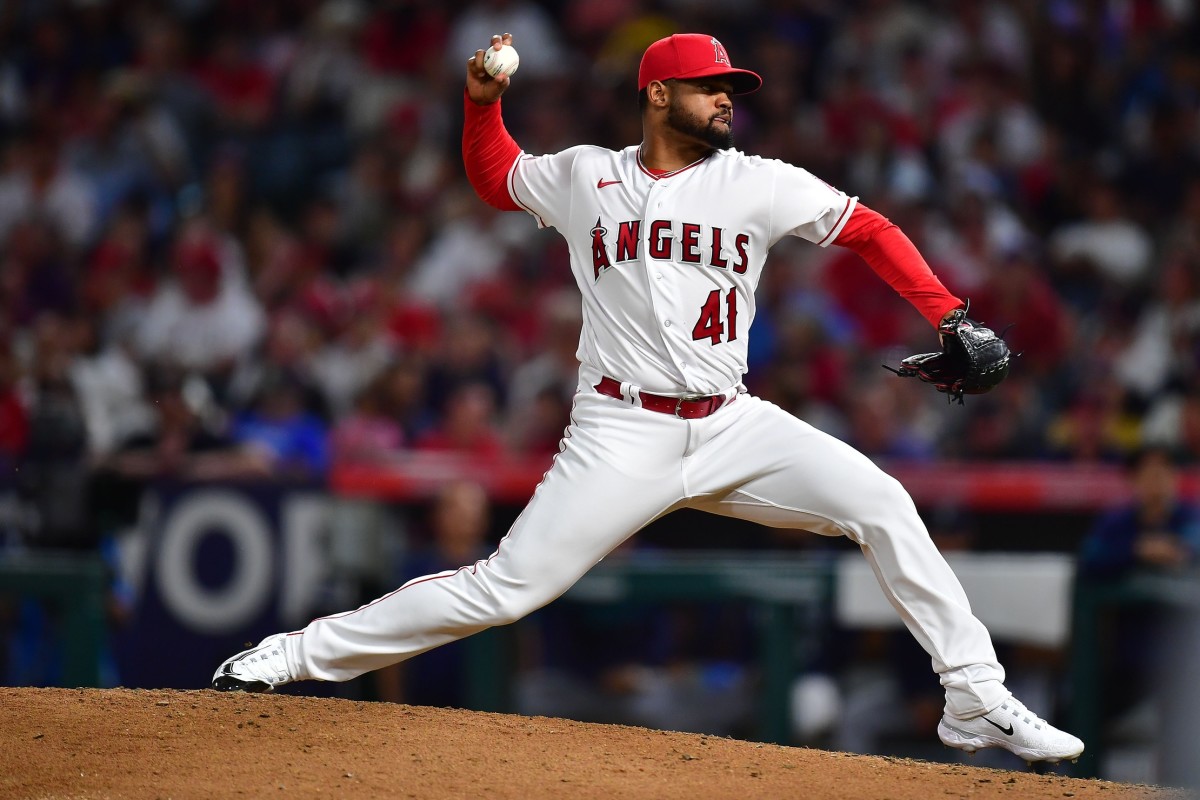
937, 696, 1084, 764
212, 633, 293, 692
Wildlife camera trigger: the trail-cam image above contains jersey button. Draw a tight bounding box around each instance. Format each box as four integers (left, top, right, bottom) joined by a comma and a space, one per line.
655, 273, 663, 280
664, 320, 672, 327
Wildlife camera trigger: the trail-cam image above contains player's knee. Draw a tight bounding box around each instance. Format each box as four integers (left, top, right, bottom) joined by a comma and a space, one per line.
853, 474, 922, 537
473, 557, 578, 626
488, 592, 548, 626
480, 580, 560, 626
487, 597, 526, 627
884, 474, 919, 513
856, 472, 912, 512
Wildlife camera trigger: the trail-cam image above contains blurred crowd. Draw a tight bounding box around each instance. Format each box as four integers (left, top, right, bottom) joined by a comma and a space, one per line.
3, 2, 1200, 767
1, 0, 1200, 525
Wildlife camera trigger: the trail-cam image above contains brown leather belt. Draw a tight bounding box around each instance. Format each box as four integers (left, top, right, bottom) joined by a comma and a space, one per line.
594, 376, 733, 419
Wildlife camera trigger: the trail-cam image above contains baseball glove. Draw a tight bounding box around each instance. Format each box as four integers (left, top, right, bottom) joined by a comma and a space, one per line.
884, 304, 1011, 404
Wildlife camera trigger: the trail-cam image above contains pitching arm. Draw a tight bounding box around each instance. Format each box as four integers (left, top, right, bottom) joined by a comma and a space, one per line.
462, 92, 522, 211
463, 33, 522, 211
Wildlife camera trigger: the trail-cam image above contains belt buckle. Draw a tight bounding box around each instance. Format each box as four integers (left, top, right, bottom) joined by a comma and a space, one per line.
674, 393, 708, 418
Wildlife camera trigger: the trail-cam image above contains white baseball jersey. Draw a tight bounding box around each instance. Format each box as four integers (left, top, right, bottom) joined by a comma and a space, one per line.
507, 146, 857, 395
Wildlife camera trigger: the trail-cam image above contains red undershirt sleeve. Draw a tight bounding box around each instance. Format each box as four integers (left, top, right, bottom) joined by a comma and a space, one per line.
462, 90, 522, 212
832, 204, 964, 329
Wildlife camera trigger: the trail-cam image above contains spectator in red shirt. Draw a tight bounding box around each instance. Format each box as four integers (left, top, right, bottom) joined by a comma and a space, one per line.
191, 32, 275, 132
968, 247, 1071, 378
361, 0, 450, 78
0, 342, 27, 467
330, 368, 406, 465
414, 382, 506, 458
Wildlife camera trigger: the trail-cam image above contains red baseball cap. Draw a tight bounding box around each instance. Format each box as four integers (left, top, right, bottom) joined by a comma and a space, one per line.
638, 34, 762, 95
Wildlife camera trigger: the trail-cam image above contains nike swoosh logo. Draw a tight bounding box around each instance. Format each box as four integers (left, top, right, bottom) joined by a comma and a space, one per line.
983, 716, 1014, 736
597, 179, 622, 188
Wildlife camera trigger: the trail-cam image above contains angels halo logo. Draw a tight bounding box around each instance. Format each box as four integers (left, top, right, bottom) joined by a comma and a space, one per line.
711, 37, 731, 65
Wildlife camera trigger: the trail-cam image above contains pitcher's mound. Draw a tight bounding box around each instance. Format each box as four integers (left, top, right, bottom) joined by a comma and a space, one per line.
0, 687, 1177, 799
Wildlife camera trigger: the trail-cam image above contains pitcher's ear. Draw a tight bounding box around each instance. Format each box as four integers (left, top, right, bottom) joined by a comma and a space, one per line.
647, 80, 670, 108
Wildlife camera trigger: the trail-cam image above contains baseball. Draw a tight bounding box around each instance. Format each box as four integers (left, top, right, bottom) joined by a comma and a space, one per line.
483, 44, 520, 78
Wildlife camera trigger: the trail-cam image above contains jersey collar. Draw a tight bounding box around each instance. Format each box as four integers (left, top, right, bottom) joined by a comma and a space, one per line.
636, 147, 714, 180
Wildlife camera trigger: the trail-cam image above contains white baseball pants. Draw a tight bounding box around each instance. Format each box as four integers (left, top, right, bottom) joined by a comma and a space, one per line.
285, 389, 1008, 719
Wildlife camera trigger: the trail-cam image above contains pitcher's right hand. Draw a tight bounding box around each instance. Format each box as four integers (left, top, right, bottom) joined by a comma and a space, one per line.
467, 33, 513, 105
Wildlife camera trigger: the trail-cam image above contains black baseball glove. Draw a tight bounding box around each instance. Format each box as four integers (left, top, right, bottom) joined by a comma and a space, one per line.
884, 304, 1011, 404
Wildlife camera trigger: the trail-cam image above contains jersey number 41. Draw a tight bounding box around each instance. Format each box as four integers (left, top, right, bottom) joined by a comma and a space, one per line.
693, 288, 738, 346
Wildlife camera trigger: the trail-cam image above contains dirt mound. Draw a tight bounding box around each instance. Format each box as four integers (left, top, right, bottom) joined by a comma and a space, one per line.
0, 687, 1178, 799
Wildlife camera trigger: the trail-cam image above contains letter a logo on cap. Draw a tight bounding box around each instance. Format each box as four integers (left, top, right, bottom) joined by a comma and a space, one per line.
711, 37, 731, 66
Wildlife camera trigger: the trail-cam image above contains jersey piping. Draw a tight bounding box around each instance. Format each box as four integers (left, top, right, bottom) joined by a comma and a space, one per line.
507, 153, 547, 227
635, 147, 714, 180
816, 195, 856, 247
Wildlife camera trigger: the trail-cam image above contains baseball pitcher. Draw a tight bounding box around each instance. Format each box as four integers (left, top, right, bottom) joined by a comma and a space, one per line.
213, 32, 1082, 765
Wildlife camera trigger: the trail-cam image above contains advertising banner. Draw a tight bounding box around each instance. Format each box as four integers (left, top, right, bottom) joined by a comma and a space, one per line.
113, 482, 330, 689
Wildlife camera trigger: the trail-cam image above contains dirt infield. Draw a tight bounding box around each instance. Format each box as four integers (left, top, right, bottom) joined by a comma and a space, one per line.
0, 687, 1182, 799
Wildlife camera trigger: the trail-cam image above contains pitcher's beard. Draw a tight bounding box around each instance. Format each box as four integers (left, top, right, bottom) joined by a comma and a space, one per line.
667, 102, 734, 150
